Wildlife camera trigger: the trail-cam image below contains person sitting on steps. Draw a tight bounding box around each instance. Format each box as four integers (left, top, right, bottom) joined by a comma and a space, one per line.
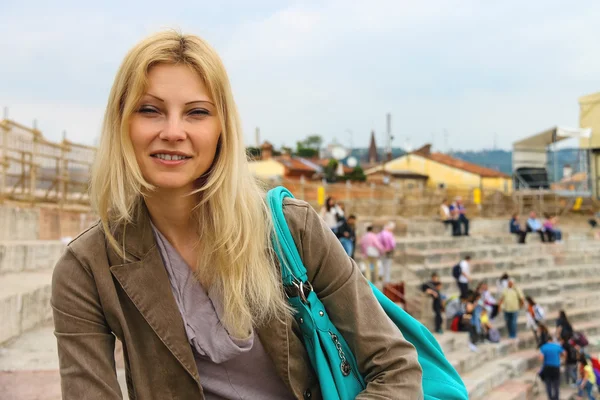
526, 211, 547, 242
509, 213, 527, 244
439, 198, 459, 236
450, 197, 469, 236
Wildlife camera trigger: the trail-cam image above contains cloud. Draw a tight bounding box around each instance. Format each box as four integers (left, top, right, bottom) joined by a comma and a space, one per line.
1, 0, 600, 152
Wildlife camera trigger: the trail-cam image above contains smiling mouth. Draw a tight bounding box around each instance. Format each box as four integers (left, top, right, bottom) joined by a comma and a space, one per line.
151, 153, 192, 161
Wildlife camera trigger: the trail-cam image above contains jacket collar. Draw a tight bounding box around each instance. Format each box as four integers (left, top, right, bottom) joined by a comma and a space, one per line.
107, 202, 201, 385
105, 201, 296, 393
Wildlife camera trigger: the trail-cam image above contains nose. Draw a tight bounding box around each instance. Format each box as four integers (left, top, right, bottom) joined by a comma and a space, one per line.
158, 115, 186, 142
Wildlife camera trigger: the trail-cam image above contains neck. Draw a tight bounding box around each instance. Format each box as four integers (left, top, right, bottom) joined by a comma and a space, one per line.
144, 187, 199, 247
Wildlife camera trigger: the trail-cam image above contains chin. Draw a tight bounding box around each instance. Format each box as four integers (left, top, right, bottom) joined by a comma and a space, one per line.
147, 176, 198, 192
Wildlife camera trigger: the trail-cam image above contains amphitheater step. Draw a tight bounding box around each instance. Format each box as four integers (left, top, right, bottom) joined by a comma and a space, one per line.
406, 264, 600, 298
0, 271, 53, 344
0, 241, 64, 275
0, 324, 128, 399
461, 349, 540, 399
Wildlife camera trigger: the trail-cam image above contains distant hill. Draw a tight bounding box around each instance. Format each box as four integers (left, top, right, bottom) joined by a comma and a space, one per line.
350, 147, 583, 180
450, 149, 512, 174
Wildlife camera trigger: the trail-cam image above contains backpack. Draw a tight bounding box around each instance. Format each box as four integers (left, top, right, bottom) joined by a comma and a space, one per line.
533, 304, 545, 322
452, 264, 461, 280
450, 315, 461, 332
573, 331, 589, 347
487, 328, 501, 343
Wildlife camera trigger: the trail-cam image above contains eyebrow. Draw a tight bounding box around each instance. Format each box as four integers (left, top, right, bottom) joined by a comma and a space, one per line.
145, 93, 215, 106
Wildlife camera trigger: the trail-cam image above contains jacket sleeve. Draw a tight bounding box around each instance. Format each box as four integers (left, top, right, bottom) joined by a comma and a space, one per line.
51, 247, 123, 399
284, 199, 423, 399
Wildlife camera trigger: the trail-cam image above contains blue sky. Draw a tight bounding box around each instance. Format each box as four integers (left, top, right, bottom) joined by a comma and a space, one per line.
1, 0, 599, 151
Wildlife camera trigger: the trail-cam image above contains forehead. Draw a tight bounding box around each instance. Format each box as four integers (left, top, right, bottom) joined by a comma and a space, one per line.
145, 63, 211, 101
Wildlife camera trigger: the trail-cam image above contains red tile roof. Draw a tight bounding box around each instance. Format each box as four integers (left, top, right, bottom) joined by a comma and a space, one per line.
275, 157, 318, 173
413, 145, 509, 178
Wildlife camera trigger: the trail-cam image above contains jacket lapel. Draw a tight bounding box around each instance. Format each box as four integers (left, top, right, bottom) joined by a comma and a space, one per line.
257, 317, 293, 394
107, 202, 200, 385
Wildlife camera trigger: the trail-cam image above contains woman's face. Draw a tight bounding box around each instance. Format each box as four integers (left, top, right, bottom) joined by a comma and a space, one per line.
129, 63, 221, 192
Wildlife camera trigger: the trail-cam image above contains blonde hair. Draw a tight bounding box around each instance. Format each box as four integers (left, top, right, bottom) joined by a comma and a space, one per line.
91, 30, 290, 337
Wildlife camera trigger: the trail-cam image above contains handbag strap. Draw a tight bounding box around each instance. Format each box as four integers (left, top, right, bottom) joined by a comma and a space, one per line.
266, 186, 308, 287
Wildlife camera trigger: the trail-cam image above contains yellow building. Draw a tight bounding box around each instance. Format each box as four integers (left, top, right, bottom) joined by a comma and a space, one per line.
366, 144, 512, 192
247, 158, 285, 180
579, 91, 600, 198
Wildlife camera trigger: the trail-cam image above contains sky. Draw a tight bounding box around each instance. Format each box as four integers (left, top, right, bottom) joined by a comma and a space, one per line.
1, 0, 600, 152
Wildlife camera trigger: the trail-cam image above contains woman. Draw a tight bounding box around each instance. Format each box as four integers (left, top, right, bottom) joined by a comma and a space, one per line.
378, 222, 396, 284
360, 225, 385, 282
320, 196, 343, 233
556, 310, 574, 342
50, 31, 422, 399
526, 296, 545, 330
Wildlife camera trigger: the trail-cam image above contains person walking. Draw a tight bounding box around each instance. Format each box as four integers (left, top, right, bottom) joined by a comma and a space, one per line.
360, 226, 385, 283
336, 214, 356, 258
498, 279, 524, 340
556, 310, 574, 342
422, 273, 444, 334
577, 356, 597, 400
454, 255, 471, 299
320, 196, 344, 234
539, 337, 564, 400
562, 337, 579, 386
50, 30, 422, 399
378, 222, 396, 284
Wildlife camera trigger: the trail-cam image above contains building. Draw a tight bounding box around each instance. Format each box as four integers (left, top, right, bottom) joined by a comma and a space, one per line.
248, 141, 322, 181
365, 144, 512, 192
366, 168, 429, 189
579, 91, 600, 198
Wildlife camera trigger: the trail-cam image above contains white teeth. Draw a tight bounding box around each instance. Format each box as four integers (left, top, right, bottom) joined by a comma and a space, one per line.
154, 154, 188, 161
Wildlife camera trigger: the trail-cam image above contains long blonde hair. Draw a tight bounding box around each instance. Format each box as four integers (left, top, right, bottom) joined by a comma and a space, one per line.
91, 30, 290, 337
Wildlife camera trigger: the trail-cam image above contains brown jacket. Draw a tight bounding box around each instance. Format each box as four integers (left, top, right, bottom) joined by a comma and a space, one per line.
51, 198, 423, 399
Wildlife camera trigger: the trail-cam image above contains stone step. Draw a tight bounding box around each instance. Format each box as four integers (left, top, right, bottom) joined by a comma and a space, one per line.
394, 235, 514, 252
399, 241, 600, 266
400, 243, 553, 265
444, 319, 600, 399
0, 241, 65, 275
407, 263, 600, 296
0, 323, 128, 399
462, 349, 540, 400
403, 253, 555, 282
0, 271, 53, 344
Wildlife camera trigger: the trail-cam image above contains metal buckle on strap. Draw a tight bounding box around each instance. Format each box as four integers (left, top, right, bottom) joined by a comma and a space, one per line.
284, 279, 313, 304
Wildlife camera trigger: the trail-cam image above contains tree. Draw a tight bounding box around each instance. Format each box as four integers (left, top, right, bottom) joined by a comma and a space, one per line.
296, 134, 323, 156
348, 165, 366, 182
303, 135, 323, 150
296, 147, 319, 158
324, 159, 338, 183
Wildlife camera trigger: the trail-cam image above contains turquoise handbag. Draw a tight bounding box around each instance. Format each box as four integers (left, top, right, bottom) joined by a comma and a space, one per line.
267, 186, 468, 400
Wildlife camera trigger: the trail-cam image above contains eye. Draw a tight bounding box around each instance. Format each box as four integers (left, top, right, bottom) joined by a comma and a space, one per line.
138, 105, 159, 115
188, 108, 210, 117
